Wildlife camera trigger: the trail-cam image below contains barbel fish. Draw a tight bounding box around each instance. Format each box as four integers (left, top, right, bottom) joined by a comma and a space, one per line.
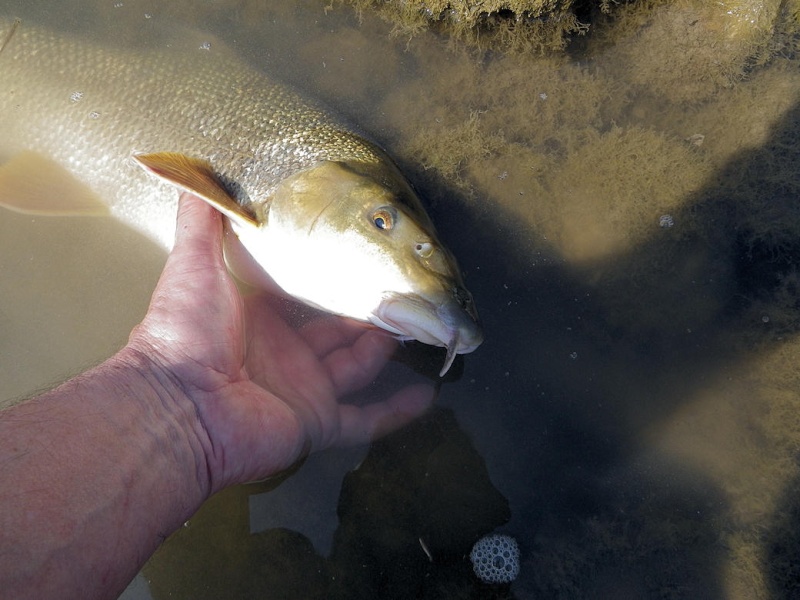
0, 18, 482, 375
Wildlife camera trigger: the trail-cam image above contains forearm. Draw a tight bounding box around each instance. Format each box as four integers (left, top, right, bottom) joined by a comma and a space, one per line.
0, 348, 211, 600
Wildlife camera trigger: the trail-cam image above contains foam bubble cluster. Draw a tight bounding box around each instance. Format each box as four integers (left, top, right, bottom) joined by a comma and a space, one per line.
469, 533, 520, 584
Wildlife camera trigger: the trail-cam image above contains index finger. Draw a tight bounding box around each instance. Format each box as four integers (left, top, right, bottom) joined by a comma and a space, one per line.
334, 383, 436, 447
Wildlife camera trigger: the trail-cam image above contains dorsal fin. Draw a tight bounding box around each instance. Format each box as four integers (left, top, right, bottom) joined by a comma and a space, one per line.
133, 152, 258, 228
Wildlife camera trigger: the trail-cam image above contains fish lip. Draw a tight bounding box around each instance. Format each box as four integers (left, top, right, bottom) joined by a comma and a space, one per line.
372, 291, 483, 374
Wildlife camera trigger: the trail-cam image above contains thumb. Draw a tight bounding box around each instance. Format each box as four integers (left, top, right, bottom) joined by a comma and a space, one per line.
172, 192, 225, 265
146, 192, 228, 309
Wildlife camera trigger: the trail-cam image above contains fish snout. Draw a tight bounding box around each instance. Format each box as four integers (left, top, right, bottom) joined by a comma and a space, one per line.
438, 284, 482, 353
373, 283, 483, 377
434, 287, 483, 376
455, 284, 480, 329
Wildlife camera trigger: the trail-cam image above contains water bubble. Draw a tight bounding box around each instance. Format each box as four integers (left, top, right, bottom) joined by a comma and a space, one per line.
199, 41, 211, 51
70, 91, 84, 103
470, 534, 520, 584
659, 214, 675, 228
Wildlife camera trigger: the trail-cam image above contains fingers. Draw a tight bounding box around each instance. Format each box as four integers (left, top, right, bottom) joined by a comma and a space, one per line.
243, 296, 397, 395
323, 329, 398, 397
298, 315, 375, 357
171, 192, 225, 269
137, 192, 223, 326
243, 297, 335, 401
135, 192, 245, 378
150, 192, 230, 309
335, 383, 436, 446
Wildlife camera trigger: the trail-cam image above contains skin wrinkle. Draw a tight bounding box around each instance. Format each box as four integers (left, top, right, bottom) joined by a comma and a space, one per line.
245, 305, 330, 427
115, 347, 214, 498
122, 359, 209, 500
133, 339, 256, 489
308, 193, 337, 234
0, 193, 435, 598
105, 358, 206, 508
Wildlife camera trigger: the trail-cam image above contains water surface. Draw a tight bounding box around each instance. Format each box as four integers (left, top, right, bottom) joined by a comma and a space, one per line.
2, 1, 800, 598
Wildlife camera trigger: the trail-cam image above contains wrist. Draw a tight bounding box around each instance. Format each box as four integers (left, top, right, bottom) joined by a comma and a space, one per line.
110, 345, 214, 506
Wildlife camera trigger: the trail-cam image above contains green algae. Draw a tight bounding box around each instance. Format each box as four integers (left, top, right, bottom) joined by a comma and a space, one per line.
331, 0, 587, 53
588, 0, 791, 105
4, 1, 800, 598
122, 4, 800, 597
331, 0, 800, 58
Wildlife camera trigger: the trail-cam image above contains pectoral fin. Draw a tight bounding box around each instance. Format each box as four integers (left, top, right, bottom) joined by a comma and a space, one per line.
133, 152, 258, 228
0, 151, 108, 216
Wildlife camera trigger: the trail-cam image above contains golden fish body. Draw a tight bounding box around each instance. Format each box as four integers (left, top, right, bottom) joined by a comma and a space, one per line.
0, 18, 482, 374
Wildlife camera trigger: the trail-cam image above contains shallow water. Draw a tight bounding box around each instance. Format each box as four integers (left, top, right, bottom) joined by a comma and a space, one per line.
2, 1, 800, 598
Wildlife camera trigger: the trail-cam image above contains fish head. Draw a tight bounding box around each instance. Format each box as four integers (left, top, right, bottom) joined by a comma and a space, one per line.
234, 160, 483, 375
132, 152, 482, 376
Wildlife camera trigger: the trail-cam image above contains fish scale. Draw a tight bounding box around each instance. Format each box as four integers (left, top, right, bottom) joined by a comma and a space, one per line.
0, 17, 482, 375
0, 18, 385, 247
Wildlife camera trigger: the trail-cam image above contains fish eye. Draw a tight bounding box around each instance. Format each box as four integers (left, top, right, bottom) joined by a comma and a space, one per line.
372, 208, 395, 230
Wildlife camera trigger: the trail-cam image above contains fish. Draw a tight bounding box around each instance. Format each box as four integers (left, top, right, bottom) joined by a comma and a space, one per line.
0, 18, 482, 376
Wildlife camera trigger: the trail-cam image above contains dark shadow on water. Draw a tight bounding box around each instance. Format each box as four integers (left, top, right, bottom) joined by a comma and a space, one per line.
145, 100, 800, 597
755, 110, 800, 598
97, 0, 798, 588
391, 100, 800, 596
145, 408, 514, 599
6, 0, 800, 596
766, 472, 800, 598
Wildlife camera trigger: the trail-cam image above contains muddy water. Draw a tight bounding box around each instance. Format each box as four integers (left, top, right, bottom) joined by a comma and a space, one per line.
2, 1, 800, 598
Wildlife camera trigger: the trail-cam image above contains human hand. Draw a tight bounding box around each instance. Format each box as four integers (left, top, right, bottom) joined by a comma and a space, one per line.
126, 193, 435, 493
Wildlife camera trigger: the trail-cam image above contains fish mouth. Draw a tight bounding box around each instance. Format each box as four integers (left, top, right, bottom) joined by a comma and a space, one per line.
371, 289, 483, 377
